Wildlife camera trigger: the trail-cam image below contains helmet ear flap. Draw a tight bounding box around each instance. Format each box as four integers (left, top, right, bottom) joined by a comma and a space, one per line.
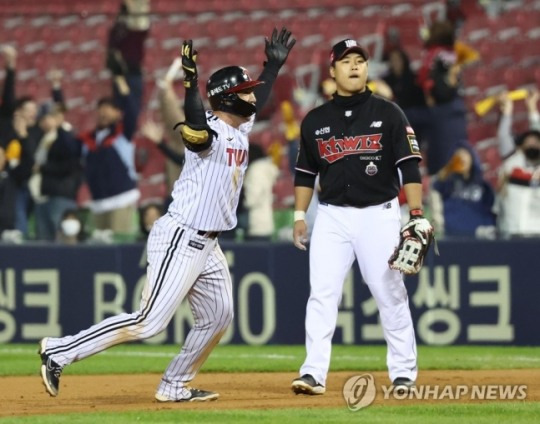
221, 92, 237, 108
208, 93, 235, 113
208, 95, 220, 111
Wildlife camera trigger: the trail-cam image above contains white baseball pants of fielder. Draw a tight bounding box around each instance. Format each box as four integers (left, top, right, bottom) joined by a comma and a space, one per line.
300, 199, 417, 385
43, 214, 233, 400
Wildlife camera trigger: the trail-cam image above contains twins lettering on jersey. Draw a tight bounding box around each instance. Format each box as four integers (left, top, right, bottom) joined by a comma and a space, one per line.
317, 134, 383, 163
226, 147, 247, 166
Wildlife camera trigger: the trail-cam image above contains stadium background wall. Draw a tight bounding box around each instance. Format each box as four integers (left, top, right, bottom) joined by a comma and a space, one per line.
0, 239, 538, 345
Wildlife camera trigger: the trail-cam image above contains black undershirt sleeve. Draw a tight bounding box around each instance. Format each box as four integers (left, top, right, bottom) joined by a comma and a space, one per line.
294, 171, 317, 188
398, 159, 422, 184
254, 63, 280, 111
184, 85, 207, 126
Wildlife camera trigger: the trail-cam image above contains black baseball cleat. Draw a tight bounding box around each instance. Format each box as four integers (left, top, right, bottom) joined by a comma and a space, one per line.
392, 377, 415, 395
291, 374, 326, 395
38, 338, 63, 397
155, 388, 220, 402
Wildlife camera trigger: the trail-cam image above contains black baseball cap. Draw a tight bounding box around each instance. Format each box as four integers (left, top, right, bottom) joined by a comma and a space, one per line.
330, 39, 369, 64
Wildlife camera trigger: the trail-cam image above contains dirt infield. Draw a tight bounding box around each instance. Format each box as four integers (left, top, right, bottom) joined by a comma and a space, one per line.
2, 370, 539, 417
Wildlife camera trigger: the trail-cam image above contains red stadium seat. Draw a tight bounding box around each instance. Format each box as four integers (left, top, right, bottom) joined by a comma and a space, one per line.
468, 124, 496, 144
4, 0, 537, 189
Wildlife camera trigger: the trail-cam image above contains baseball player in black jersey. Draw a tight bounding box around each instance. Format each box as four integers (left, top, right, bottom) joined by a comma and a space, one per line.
291, 39, 433, 396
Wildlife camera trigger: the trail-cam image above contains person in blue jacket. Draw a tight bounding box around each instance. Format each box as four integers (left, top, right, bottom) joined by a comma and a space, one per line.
430, 145, 496, 238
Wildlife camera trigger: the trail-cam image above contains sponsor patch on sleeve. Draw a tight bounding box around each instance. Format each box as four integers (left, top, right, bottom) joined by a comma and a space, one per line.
406, 126, 415, 135
188, 240, 205, 250
407, 134, 420, 153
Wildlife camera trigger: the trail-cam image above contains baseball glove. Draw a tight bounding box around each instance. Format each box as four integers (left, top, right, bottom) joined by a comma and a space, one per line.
389, 216, 434, 275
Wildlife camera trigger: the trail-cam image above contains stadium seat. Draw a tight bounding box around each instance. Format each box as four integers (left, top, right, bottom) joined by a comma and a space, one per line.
4, 0, 539, 208
468, 123, 496, 144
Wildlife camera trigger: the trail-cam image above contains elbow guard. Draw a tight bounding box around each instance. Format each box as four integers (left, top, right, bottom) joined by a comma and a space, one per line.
173, 121, 216, 152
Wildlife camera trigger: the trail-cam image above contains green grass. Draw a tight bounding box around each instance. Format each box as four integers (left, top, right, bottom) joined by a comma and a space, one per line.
1, 344, 540, 376
2, 344, 539, 422
1, 403, 539, 424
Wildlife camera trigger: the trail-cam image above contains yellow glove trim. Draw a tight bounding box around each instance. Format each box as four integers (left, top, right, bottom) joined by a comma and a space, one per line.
181, 124, 209, 144
182, 43, 190, 57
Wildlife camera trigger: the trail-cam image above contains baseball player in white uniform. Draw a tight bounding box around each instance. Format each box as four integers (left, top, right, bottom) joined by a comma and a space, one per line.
38, 30, 295, 402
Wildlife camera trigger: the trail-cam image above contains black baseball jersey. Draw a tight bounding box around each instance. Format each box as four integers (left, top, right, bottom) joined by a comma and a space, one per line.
295, 89, 422, 207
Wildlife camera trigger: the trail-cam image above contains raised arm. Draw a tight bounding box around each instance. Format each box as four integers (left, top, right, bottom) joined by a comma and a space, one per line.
526, 90, 539, 131
496, 92, 515, 158
1, 46, 17, 117
107, 48, 143, 140
114, 73, 143, 141
254, 27, 296, 111
47, 69, 65, 106
174, 40, 215, 152
158, 57, 185, 144
180, 40, 205, 125
141, 120, 184, 166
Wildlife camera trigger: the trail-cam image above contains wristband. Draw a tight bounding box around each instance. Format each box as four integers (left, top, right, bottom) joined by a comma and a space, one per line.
410, 208, 424, 218
294, 211, 306, 222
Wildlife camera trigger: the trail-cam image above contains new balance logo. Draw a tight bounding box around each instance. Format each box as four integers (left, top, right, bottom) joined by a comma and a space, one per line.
370, 121, 382, 128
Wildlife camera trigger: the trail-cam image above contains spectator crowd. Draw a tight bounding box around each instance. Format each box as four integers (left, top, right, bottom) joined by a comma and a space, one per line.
1, 0, 539, 244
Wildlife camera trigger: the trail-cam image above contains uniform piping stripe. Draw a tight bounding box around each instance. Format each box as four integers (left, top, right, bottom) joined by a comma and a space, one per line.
139, 228, 184, 317
47, 228, 184, 356
295, 166, 318, 175
395, 155, 422, 165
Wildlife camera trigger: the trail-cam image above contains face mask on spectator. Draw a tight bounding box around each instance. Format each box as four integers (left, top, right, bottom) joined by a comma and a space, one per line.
61, 219, 81, 237
523, 147, 540, 161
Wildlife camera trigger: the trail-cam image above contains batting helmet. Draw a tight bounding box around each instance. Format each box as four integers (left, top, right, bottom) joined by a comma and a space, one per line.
206, 66, 264, 117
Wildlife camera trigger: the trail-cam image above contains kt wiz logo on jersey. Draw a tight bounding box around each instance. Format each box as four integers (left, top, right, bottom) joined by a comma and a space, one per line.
317, 134, 383, 163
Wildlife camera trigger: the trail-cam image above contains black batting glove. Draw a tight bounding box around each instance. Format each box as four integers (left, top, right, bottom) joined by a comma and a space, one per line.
264, 27, 296, 69
181, 39, 198, 88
